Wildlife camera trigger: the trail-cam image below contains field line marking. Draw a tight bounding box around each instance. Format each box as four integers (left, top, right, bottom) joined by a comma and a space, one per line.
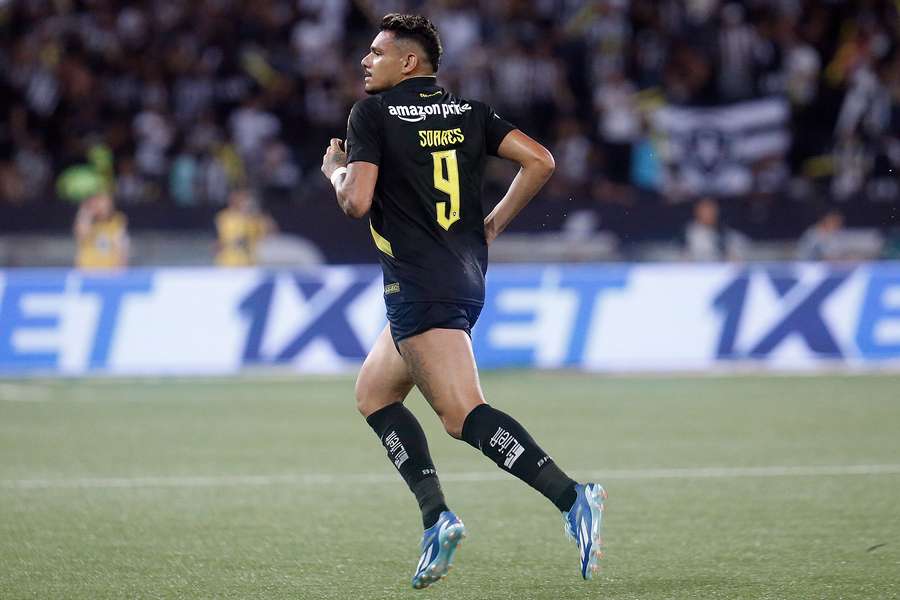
3, 464, 900, 490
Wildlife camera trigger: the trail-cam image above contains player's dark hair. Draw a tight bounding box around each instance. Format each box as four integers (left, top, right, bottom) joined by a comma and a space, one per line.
380, 13, 442, 72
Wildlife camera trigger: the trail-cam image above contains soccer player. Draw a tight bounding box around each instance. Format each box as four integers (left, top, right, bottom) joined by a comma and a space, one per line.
321, 14, 606, 589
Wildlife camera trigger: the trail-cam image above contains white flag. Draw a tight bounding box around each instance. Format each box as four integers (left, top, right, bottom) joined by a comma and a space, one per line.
653, 97, 791, 196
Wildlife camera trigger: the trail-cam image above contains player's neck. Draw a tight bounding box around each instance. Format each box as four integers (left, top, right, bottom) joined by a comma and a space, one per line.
396, 74, 437, 85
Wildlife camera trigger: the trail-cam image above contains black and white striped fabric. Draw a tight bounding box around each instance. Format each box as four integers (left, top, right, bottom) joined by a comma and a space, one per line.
653, 97, 790, 196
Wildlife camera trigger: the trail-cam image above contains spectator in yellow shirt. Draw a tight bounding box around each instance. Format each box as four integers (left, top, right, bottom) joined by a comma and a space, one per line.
215, 188, 276, 267
74, 192, 129, 269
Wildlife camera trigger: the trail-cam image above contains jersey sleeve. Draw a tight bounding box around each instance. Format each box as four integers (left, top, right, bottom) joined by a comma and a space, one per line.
346, 96, 383, 165
483, 104, 516, 157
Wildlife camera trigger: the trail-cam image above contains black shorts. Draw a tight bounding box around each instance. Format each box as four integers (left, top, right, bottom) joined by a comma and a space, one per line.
387, 301, 483, 349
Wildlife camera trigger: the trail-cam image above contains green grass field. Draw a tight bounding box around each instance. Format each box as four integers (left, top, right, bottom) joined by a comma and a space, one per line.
1, 373, 899, 600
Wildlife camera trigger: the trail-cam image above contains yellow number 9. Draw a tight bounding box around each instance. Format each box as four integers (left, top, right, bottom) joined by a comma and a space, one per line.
432, 150, 460, 230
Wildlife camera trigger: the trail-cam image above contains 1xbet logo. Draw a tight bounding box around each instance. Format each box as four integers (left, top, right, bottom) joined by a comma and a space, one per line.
712, 266, 900, 360
239, 272, 379, 364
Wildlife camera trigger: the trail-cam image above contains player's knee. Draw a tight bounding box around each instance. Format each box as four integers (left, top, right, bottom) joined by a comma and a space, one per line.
434, 397, 483, 439
439, 410, 467, 439
355, 370, 398, 417
354, 374, 376, 417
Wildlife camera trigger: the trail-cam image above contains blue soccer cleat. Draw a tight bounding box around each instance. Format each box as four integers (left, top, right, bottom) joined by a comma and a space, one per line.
563, 483, 607, 580
411, 510, 466, 590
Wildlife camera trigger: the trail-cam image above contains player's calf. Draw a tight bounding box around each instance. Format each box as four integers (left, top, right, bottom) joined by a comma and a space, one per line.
366, 403, 450, 529
460, 403, 578, 512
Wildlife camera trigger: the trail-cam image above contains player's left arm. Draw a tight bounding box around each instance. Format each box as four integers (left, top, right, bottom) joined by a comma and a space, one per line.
321, 139, 378, 219
484, 130, 555, 245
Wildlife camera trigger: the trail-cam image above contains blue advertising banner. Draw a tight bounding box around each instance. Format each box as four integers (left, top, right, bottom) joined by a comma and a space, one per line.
1, 263, 898, 376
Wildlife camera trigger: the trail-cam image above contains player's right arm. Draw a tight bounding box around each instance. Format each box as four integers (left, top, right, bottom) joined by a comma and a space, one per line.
484, 130, 555, 245
322, 140, 378, 218
322, 96, 383, 219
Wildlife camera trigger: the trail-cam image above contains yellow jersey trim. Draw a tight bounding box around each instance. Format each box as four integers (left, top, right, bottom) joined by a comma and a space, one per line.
369, 221, 394, 257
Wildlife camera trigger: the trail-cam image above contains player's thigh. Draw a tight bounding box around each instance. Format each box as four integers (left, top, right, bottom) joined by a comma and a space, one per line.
398, 328, 485, 437
355, 324, 414, 417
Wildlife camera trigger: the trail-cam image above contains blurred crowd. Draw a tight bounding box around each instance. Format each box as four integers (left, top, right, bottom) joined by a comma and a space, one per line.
1, 0, 898, 239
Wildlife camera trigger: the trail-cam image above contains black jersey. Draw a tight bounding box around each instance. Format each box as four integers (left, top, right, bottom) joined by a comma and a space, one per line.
345, 76, 516, 307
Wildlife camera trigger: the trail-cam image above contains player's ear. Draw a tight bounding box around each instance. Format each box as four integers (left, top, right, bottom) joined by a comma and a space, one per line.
402, 53, 418, 74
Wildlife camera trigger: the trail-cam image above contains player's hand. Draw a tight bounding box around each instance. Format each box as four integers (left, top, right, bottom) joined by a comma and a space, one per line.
484, 215, 499, 245
321, 138, 348, 179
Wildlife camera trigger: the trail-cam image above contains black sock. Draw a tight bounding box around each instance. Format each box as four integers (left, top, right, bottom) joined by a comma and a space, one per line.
366, 403, 449, 528
461, 403, 577, 512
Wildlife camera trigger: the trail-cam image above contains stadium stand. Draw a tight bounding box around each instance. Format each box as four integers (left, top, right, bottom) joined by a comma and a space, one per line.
0, 0, 898, 264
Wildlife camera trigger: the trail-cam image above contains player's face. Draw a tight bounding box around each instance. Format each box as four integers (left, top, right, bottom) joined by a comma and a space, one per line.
361, 31, 405, 94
